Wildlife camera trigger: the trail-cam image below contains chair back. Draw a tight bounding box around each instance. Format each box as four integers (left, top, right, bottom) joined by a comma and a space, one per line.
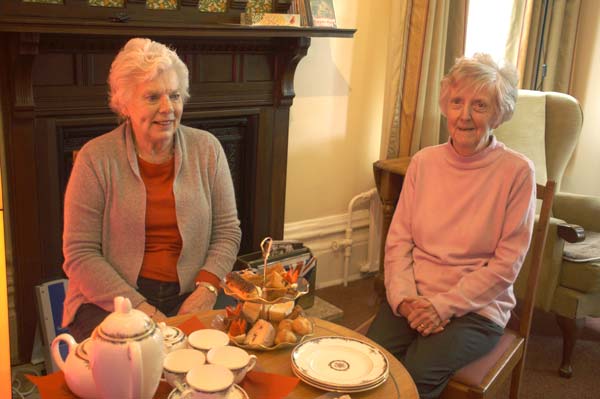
518, 181, 555, 338
495, 90, 582, 192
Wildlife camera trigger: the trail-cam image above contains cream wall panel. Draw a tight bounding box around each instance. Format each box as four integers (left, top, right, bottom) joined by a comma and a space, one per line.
564, 0, 600, 196
286, 0, 391, 222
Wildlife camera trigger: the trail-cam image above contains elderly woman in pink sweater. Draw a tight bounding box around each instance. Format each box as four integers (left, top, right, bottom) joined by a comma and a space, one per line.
367, 53, 536, 399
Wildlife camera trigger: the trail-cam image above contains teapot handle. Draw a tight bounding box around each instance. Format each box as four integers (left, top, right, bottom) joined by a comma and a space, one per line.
128, 341, 143, 399
51, 333, 77, 372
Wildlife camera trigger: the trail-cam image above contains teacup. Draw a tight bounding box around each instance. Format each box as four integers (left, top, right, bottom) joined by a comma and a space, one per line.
178, 364, 234, 399
206, 345, 257, 384
188, 329, 229, 354
160, 324, 188, 353
163, 348, 206, 388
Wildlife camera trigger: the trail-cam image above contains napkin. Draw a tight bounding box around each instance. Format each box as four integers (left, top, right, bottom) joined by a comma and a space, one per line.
27, 372, 174, 399
240, 370, 299, 399
26, 372, 75, 399
176, 316, 206, 335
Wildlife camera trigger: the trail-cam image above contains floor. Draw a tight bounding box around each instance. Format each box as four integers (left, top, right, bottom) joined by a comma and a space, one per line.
313, 274, 381, 330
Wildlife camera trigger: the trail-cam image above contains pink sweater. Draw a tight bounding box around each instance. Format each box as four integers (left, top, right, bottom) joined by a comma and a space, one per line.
385, 137, 536, 327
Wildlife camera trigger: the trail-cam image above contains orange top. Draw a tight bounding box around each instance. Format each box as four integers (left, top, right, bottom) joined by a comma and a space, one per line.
137, 156, 221, 290
138, 156, 182, 282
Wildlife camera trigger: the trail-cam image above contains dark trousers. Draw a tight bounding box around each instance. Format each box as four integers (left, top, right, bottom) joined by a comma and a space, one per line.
367, 301, 503, 399
68, 276, 237, 342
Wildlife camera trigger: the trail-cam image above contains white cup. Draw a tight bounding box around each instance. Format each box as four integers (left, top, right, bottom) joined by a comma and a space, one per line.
178, 364, 234, 399
187, 329, 229, 354
163, 348, 206, 388
207, 345, 257, 384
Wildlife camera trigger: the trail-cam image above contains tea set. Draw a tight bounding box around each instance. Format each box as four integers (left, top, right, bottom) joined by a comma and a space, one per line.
51, 296, 254, 399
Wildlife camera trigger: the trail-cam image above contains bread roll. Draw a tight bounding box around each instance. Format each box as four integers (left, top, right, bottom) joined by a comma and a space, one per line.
244, 319, 276, 347
274, 329, 297, 345
292, 317, 312, 336
277, 319, 294, 332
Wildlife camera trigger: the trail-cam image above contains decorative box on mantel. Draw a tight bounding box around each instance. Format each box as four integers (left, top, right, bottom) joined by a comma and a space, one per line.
0, 0, 354, 363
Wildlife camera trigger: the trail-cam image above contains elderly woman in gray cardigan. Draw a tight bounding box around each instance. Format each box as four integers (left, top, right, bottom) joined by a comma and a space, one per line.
62, 38, 241, 340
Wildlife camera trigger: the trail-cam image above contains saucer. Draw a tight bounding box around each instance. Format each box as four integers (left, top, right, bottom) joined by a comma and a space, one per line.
168, 384, 248, 399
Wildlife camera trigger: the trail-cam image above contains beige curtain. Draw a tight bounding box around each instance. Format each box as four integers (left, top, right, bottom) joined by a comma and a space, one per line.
505, 0, 581, 92
381, 0, 468, 159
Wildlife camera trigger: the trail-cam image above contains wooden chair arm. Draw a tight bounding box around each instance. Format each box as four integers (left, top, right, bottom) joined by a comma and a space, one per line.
557, 223, 585, 243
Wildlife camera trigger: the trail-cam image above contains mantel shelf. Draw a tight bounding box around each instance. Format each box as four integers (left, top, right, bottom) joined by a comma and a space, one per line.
0, 16, 355, 38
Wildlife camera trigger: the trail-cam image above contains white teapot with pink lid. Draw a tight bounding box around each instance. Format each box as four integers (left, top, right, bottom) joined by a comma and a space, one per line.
88, 296, 165, 399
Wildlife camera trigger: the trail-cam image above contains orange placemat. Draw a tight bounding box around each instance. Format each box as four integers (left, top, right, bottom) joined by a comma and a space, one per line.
27, 372, 174, 399
28, 370, 299, 399
176, 316, 206, 335
240, 370, 300, 399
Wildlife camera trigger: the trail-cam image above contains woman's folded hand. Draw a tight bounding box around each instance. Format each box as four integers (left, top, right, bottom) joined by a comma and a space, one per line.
177, 286, 218, 315
404, 297, 448, 336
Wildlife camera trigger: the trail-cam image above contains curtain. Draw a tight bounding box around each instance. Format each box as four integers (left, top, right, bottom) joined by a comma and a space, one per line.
505, 0, 581, 92
380, 0, 468, 159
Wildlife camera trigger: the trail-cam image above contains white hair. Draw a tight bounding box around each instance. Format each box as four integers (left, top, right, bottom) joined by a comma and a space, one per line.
108, 38, 190, 118
439, 53, 519, 126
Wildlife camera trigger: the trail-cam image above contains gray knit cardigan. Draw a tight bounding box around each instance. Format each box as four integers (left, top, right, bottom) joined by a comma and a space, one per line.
62, 123, 241, 326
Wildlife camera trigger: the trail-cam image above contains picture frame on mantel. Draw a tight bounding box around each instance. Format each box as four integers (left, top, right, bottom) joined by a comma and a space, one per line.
306, 0, 336, 28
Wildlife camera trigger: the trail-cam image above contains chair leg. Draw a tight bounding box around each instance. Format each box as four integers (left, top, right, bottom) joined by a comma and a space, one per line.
555, 315, 585, 378
509, 357, 526, 399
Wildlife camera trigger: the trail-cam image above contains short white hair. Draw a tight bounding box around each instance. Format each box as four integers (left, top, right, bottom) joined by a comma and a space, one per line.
108, 38, 190, 118
439, 53, 519, 127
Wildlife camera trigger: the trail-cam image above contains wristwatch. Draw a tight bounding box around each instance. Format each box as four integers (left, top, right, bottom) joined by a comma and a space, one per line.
196, 281, 218, 296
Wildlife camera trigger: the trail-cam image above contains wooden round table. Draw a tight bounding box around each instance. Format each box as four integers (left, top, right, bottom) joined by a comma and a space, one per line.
168, 311, 419, 399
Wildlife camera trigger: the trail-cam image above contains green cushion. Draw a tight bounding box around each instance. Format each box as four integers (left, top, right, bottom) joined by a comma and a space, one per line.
559, 260, 600, 294
551, 286, 600, 318
495, 90, 547, 185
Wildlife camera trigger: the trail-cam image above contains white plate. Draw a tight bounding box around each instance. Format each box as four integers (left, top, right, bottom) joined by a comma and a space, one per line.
291, 361, 389, 392
291, 336, 389, 388
292, 365, 390, 393
168, 384, 248, 399
291, 360, 389, 388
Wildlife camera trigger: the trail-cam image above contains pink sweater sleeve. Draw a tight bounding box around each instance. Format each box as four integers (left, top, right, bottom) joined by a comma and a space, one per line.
384, 160, 419, 315
426, 167, 536, 321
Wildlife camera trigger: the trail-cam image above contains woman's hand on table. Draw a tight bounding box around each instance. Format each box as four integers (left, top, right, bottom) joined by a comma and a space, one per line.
136, 301, 167, 322
403, 297, 449, 336
177, 286, 217, 315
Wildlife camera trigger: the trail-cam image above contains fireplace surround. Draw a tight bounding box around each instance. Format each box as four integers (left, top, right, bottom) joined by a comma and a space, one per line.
0, 1, 354, 362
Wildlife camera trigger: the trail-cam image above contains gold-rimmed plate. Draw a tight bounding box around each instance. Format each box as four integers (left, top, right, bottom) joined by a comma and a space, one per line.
291, 336, 389, 388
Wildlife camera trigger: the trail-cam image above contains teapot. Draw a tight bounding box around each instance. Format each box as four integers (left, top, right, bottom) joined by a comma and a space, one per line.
51, 297, 164, 399
51, 335, 97, 399
88, 296, 165, 399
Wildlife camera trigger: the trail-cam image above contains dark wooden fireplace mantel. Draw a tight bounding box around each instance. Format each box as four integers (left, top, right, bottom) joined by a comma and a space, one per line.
0, 2, 354, 362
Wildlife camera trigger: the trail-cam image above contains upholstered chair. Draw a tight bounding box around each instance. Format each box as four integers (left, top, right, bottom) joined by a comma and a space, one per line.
494, 89, 599, 378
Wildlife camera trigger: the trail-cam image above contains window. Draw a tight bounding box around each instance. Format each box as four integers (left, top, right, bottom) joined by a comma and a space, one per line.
465, 0, 515, 62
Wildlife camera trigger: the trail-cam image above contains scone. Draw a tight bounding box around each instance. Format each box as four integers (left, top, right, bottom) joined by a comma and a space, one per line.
274, 329, 297, 345
292, 316, 312, 336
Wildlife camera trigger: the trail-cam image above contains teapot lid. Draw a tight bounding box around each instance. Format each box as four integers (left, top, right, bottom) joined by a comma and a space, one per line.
97, 297, 155, 340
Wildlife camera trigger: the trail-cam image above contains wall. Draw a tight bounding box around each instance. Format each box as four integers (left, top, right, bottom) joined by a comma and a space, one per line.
563, 0, 600, 195
285, 1, 391, 287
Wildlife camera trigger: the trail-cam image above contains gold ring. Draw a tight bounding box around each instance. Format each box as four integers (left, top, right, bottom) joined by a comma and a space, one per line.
419, 323, 425, 329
